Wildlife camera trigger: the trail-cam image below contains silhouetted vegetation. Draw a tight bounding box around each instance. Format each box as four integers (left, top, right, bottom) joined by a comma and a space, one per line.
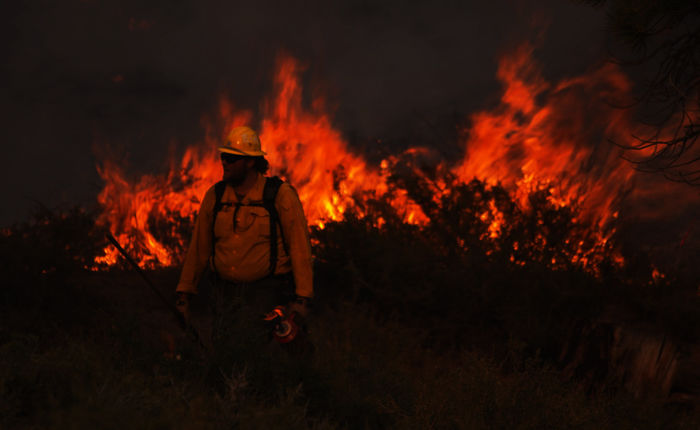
1, 175, 699, 427
581, 0, 700, 184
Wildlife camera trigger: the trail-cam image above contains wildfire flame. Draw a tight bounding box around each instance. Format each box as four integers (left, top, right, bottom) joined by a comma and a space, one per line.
259, 58, 427, 227
95, 55, 428, 268
450, 44, 642, 272
94, 45, 662, 274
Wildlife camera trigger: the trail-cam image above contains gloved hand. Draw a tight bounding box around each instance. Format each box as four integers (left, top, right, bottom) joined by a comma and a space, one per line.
175, 292, 192, 325
286, 295, 311, 318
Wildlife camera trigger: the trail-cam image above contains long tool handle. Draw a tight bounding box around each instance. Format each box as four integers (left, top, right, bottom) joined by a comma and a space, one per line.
106, 232, 205, 349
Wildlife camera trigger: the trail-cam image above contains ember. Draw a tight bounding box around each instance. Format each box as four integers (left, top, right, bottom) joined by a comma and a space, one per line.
93, 45, 658, 275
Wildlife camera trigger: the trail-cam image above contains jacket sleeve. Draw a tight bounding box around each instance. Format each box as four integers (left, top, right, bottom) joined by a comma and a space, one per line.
176, 186, 217, 295
277, 184, 314, 298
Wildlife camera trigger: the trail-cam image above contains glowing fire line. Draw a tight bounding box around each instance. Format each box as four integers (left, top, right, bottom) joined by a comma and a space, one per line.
94, 46, 652, 275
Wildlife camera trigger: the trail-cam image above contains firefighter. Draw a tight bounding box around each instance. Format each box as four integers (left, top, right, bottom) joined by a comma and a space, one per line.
174, 126, 313, 356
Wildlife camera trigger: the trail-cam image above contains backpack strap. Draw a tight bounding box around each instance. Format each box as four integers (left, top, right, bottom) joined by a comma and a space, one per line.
210, 177, 287, 278
263, 176, 286, 276
210, 181, 227, 276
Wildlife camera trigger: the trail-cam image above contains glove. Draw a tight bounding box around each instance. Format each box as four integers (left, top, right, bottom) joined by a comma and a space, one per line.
286, 295, 311, 318
175, 292, 192, 325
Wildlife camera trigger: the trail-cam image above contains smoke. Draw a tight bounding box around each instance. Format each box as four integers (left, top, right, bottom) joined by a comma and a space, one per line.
1, 0, 614, 226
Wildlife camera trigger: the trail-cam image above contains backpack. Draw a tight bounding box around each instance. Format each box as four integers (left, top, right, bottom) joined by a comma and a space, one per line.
210, 176, 286, 277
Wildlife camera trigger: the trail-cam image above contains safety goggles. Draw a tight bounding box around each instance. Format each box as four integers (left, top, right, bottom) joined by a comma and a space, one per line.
220, 153, 247, 164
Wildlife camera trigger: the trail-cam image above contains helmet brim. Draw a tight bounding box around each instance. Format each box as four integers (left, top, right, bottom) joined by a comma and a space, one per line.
218, 146, 267, 157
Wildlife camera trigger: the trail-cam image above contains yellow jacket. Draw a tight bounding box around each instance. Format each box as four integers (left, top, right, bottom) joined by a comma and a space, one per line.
176, 173, 313, 298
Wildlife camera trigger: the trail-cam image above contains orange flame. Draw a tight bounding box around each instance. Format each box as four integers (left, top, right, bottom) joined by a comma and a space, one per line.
445, 44, 651, 272
94, 45, 674, 277
454, 45, 636, 228
261, 57, 391, 225
95, 55, 428, 268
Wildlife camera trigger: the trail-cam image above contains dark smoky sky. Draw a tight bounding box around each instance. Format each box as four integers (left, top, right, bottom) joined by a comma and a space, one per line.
1, 0, 612, 226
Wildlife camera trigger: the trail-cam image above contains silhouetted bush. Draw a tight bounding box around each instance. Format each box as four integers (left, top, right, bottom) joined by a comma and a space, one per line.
1, 172, 699, 428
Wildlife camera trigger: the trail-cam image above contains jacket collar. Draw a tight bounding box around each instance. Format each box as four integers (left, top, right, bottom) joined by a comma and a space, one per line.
227, 172, 265, 204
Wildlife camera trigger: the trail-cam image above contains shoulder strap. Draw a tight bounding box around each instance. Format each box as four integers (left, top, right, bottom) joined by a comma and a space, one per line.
210, 181, 227, 275
210, 178, 286, 277
263, 176, 285, 275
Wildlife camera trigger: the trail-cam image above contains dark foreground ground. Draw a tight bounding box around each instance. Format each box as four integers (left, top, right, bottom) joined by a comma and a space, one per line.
3, 267, 700, 429
2, 269, 699, 430
2, 202, 700, 428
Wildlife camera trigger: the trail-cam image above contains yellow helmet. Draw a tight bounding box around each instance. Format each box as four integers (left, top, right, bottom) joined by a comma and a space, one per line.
219, 126, 267, 157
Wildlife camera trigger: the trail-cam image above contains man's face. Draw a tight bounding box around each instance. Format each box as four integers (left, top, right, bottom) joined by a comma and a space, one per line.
221, 153, 250, 185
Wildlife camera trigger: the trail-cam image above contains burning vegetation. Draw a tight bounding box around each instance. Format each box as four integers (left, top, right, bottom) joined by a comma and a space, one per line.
93, 44, 666, 280
4, 44, 700, 430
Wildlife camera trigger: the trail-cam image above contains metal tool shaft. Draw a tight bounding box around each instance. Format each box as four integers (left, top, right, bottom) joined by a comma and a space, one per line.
106, 232, 205, 349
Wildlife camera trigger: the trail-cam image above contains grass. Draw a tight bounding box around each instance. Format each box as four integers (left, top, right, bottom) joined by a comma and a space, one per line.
2, 297, 698, 429
1, 180, 699, 428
